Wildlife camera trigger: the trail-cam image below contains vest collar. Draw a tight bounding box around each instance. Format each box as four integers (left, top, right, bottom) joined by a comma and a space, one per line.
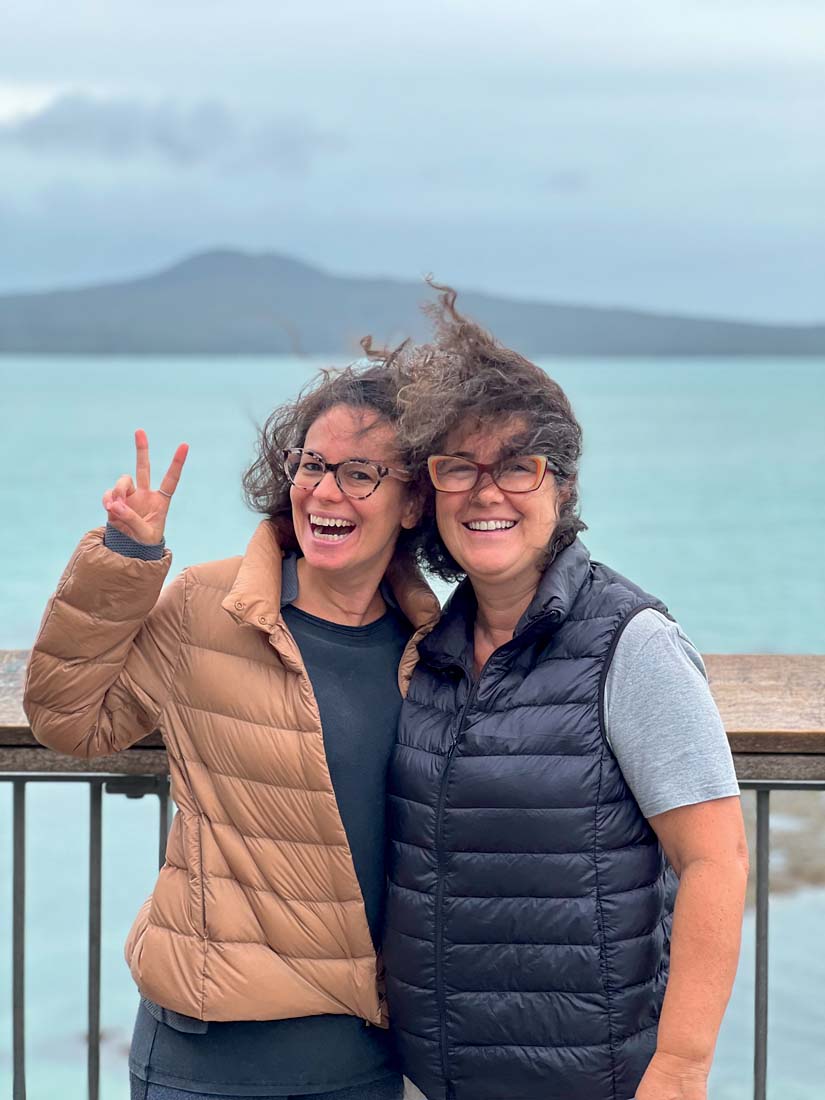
516, 537, 592, 634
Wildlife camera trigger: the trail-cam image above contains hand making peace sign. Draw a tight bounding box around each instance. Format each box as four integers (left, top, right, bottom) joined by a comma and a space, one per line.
102, 429, 189, 545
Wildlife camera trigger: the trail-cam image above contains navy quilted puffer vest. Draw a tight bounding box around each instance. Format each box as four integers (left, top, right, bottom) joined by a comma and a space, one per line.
384, 540, 677, 1100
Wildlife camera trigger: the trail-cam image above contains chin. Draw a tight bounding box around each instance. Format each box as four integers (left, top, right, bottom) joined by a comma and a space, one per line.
298, 528, 361, 569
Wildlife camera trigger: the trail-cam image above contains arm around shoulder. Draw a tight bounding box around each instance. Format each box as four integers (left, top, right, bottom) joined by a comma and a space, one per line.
24, 527, 186, 759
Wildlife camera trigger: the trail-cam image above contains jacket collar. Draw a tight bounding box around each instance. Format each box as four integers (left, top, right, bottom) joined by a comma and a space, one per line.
221, 519, 440, 636
222, 520, 285, 633
418, 537, 592, 671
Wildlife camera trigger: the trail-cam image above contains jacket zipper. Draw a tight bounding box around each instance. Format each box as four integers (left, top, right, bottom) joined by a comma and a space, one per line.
434, 670, 482, 1088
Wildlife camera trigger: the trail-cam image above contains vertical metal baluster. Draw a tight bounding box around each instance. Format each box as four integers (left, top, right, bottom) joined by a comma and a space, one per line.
754, 788, 770, 1100
158, 779, 170, 869
88, 783, 102, 1100
12, 781, 26, 1100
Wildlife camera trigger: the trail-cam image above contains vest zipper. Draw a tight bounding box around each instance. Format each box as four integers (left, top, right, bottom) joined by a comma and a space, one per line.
433, 611, 561, 1090
434, 670, 482, 1090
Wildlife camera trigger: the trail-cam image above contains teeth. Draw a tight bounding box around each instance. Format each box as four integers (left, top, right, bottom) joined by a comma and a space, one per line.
310, 514, 355, 529
313, 530, 351, 540
466, 520, 517, 531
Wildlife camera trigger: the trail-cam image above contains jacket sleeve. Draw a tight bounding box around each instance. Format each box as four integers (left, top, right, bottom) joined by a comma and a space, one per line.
23, 527, 186, 759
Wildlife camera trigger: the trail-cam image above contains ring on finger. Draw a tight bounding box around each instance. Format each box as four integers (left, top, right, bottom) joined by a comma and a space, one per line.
158, 489, 173, 499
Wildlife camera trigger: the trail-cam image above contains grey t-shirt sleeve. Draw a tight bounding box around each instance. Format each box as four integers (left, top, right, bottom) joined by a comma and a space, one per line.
604, 608, 740, 819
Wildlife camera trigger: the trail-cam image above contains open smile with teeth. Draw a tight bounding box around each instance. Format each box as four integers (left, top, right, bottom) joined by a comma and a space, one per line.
309, 513, 357, 541
464, 519, 519, 531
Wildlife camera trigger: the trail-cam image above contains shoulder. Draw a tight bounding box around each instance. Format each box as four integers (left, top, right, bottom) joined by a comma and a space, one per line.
184, 553, 245, 593
584, 557, 668, 622
612, 607, 706, 681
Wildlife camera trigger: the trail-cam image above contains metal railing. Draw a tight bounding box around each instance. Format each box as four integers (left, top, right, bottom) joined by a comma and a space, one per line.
4, 772, 171, 1100
4, 771, 822, 1100
742, 780, 825, 1100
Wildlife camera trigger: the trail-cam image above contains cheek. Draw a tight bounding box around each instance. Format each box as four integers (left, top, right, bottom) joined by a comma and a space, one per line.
435, 497, 463, 542
358, 496, 403, 538
527, 491, 561, 538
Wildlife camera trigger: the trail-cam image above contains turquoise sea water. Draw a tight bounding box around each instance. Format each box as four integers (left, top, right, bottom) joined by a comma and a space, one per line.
1, 356, 824, 1098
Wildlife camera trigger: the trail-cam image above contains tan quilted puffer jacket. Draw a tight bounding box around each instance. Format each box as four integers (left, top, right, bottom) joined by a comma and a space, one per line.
24, 521, 439, 1023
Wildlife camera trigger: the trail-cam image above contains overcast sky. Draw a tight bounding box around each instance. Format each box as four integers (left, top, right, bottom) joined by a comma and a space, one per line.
1, 1, 823, 320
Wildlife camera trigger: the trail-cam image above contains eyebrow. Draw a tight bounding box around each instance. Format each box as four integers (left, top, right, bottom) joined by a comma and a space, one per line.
304, 449, 388, 465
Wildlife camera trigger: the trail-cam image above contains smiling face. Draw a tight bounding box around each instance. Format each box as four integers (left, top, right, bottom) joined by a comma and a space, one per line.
434, 417, 565, 591
290, 403, 418, 583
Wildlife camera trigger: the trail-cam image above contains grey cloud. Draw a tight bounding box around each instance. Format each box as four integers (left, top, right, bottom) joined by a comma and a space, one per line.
0, 92, 337, 173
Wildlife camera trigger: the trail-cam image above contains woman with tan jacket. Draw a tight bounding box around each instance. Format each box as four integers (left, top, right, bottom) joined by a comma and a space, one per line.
24, 364, 439, 1100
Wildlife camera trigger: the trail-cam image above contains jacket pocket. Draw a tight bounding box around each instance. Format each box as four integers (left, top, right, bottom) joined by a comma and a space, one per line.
181, 812, 206, 937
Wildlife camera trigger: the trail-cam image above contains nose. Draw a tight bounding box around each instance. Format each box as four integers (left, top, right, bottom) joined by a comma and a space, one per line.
471, 472, 505, 503
313, 469, 344, 501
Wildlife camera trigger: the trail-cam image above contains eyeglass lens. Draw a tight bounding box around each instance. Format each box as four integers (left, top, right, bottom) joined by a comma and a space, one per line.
285, 450, 381, 498
431, 455, 545, 492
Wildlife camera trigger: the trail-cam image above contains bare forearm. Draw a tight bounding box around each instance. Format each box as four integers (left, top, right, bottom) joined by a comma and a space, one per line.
656, 855, 748, 1066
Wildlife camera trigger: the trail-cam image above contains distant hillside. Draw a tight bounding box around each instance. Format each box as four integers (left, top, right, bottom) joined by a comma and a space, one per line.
0, 248, 823, 355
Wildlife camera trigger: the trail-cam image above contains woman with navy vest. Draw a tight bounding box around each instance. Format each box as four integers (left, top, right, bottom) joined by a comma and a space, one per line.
379, 288, 748, 1100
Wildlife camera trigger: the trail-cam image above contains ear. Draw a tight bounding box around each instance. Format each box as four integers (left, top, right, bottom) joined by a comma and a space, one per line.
401, 495, 424, 530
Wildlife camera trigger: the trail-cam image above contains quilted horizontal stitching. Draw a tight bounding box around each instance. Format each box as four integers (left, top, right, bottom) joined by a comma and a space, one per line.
179, 755, 331, 796
388, 881, 590, 904
173, 699, 316, 735
393, 741, 449, 758
387, 792, 437, 809
185, 579, 238, 595
25, 694, 121, 718
448, 1029, 655, 1056
440, 927, 663, 946
51, 603, 147, 626
443, 751, 599, 758
402, 697, 459, 716
450, 1026, 656, 1050
483, 699, 597, 710
31, 650, 123, 669
148, 917, 366, 951
533, 654, 604, 661
179, 639, 281, 671
392, 838, 595, 857
448, 942, 599, 951
602, 880, 665, 897
445, 989, 605, 999
563, 613, 624, 622
387, 793, 629, 811
443, 803, 619, 813
208, 818, 347, 849
206, 869, 360, 903
613, 969, 667, 994
442, 891, 592, 900
388, 927, 599, 951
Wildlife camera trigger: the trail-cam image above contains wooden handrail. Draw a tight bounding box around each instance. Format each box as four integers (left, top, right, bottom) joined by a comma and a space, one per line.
3, 649, 825, 777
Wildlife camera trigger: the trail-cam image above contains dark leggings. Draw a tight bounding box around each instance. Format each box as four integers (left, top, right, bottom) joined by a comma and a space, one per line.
129, 1073, 405, 1100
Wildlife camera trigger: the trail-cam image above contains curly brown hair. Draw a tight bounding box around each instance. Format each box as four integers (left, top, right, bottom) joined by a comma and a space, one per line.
242, 360, 418, 564
364, 283, 587, 581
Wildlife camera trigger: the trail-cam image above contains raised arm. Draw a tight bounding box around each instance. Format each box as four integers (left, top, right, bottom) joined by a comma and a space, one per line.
23, 431, 189, 759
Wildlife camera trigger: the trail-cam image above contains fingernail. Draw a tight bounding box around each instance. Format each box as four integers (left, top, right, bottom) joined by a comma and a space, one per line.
112, 500, 124, 512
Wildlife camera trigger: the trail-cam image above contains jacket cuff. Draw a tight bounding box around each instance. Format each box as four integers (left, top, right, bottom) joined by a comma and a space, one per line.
104, 522, 165, 561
